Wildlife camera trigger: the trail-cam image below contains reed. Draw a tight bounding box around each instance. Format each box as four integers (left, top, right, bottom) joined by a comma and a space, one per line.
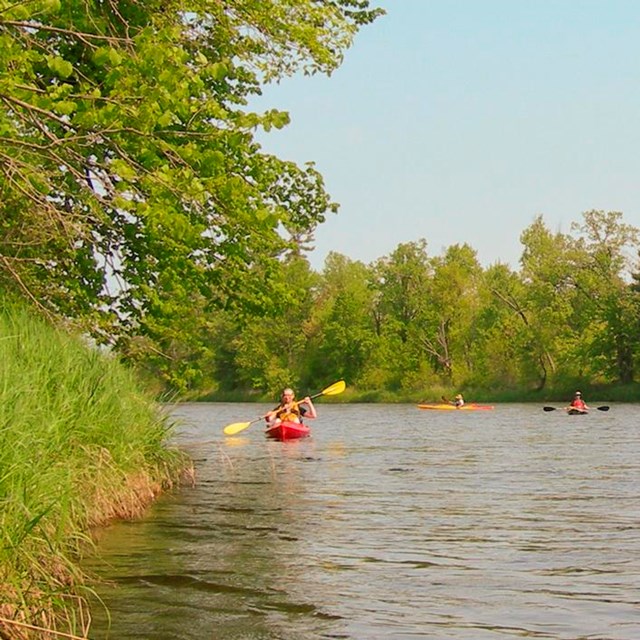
0, 298, 192, 639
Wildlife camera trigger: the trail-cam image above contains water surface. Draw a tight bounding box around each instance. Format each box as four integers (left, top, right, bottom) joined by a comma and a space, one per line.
85, 402, 640, 639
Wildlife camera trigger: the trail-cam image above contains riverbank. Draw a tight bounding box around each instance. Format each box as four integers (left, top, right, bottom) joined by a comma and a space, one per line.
0, 299, 193, 640
192, 381, 640, 404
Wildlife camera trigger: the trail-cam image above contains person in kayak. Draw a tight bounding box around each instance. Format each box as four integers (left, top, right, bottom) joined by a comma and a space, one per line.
265, 388, 317, 426
568, 390, 589, 412
442, 393, 465, 407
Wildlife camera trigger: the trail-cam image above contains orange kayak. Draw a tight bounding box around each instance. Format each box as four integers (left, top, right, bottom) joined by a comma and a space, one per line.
417, 403, 494, 411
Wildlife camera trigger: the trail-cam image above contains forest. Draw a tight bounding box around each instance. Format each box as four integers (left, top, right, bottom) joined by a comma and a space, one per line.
1, 1, 639, 402
143, 209, 640, 400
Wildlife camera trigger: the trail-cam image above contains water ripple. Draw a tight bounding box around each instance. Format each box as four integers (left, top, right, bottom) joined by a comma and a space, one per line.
84, 402, 640, 640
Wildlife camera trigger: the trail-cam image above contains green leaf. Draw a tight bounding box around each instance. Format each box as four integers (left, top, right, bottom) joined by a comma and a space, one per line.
42, 0, 62, 14
157, 110, 175, 127
208, 62, 229, 81
47, 56, 73, 79
54, 100, 77, 116
110, 159, 137, 182
93, 47, 123, 67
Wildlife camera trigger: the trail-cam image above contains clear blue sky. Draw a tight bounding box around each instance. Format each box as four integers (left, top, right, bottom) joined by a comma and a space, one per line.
253, 0, 640, 271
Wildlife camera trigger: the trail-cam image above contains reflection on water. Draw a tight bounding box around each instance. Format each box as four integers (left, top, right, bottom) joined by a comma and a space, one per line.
84, 403, 640, 639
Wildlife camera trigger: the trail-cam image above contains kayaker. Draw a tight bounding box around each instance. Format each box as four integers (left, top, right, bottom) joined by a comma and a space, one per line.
568, 390, 589, 411
265, 388, 318, 426
453, 393, 465, 408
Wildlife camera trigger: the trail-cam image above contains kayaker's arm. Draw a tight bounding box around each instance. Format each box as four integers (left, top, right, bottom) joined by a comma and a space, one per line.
264, 405, 281, 423
300, 396, 317, 419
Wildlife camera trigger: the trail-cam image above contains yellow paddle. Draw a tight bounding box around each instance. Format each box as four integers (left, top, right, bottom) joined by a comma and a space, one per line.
223, 415, 268, 436
223, 380, 346, 436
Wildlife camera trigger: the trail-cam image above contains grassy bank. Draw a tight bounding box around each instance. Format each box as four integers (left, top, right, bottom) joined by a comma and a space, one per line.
0, 299, 192, 639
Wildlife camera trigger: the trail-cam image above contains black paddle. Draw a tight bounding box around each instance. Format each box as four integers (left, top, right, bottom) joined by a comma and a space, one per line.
543, 405, 610, 412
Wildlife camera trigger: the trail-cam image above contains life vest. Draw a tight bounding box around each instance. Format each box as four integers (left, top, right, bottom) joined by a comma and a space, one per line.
275, 403, 301, 422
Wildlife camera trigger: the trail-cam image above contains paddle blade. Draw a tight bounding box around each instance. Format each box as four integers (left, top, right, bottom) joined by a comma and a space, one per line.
543, 406, 557, 412
320, 380, 346, 397
597, 405, 610, 412
223, 421, 252, 436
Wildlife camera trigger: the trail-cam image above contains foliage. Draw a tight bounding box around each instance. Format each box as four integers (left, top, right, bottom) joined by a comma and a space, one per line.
0, 0, 384, 381
306, 252, 378, 386
194, 211, 640, 400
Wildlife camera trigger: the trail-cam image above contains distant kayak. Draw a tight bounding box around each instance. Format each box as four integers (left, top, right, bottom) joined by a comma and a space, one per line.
543, 405, 609, 413
265, 420, 311, 440
417, 403, 494, 411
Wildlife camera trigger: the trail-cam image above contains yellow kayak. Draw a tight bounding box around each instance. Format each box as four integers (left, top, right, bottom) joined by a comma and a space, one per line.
417, 403, 494, 411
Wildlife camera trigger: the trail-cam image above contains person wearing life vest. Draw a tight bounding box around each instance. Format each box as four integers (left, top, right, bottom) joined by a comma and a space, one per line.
265, 388, 317, 426
569, 390, 589, 411
453, 393, 464, 408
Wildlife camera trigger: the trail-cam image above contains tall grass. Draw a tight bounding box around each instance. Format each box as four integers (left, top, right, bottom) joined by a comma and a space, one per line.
0, 298, 192, 639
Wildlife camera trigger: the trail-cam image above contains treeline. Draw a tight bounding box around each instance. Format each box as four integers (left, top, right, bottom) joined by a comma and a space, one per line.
135, 210, 640, 400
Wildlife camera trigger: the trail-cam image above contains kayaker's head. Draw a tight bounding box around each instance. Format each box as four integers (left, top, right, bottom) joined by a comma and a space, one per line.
282, 388, 295, 401
455, 393, 463, 400
575, 390, 581, 397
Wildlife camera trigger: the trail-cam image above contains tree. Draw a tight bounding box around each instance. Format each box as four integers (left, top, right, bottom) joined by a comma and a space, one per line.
215, 254, 320, 395
515, 215, 580, 389
0, 0, 384, 362
394, 242, 482, 386
307, 252, 377, 386
368, 240, 432, 389
471, 262, 528, 388
570, 210, 640, 383
516, 211, 640, 388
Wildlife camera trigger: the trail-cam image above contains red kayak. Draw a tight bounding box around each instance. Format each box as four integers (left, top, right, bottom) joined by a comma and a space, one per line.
265, 420, 311, 441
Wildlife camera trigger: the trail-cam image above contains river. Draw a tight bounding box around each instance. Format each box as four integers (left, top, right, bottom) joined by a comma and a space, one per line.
84, 402, 640, 639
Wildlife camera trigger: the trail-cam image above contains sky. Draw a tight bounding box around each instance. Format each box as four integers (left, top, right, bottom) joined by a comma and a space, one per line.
252, 0, 640, 271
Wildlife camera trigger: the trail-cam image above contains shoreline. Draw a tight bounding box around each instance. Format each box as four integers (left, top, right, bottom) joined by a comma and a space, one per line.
0, 300, 195, 640
0, 460, 195, 640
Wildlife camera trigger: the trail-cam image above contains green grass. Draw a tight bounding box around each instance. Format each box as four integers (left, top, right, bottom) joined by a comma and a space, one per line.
0, 298, 191, 639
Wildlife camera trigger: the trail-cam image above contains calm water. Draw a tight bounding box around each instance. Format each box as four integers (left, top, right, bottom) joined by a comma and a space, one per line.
84, 403, 640, 639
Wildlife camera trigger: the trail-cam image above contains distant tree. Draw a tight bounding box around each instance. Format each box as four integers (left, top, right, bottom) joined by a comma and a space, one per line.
570, 210, 640, 383
217, 254, 319, 395
368, 240, 432, 389
517, 216, 576, 389
472, 262, 528, 388
416, 243, 482, 383
307, 252, 377, 386
515, 211, 640, 388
